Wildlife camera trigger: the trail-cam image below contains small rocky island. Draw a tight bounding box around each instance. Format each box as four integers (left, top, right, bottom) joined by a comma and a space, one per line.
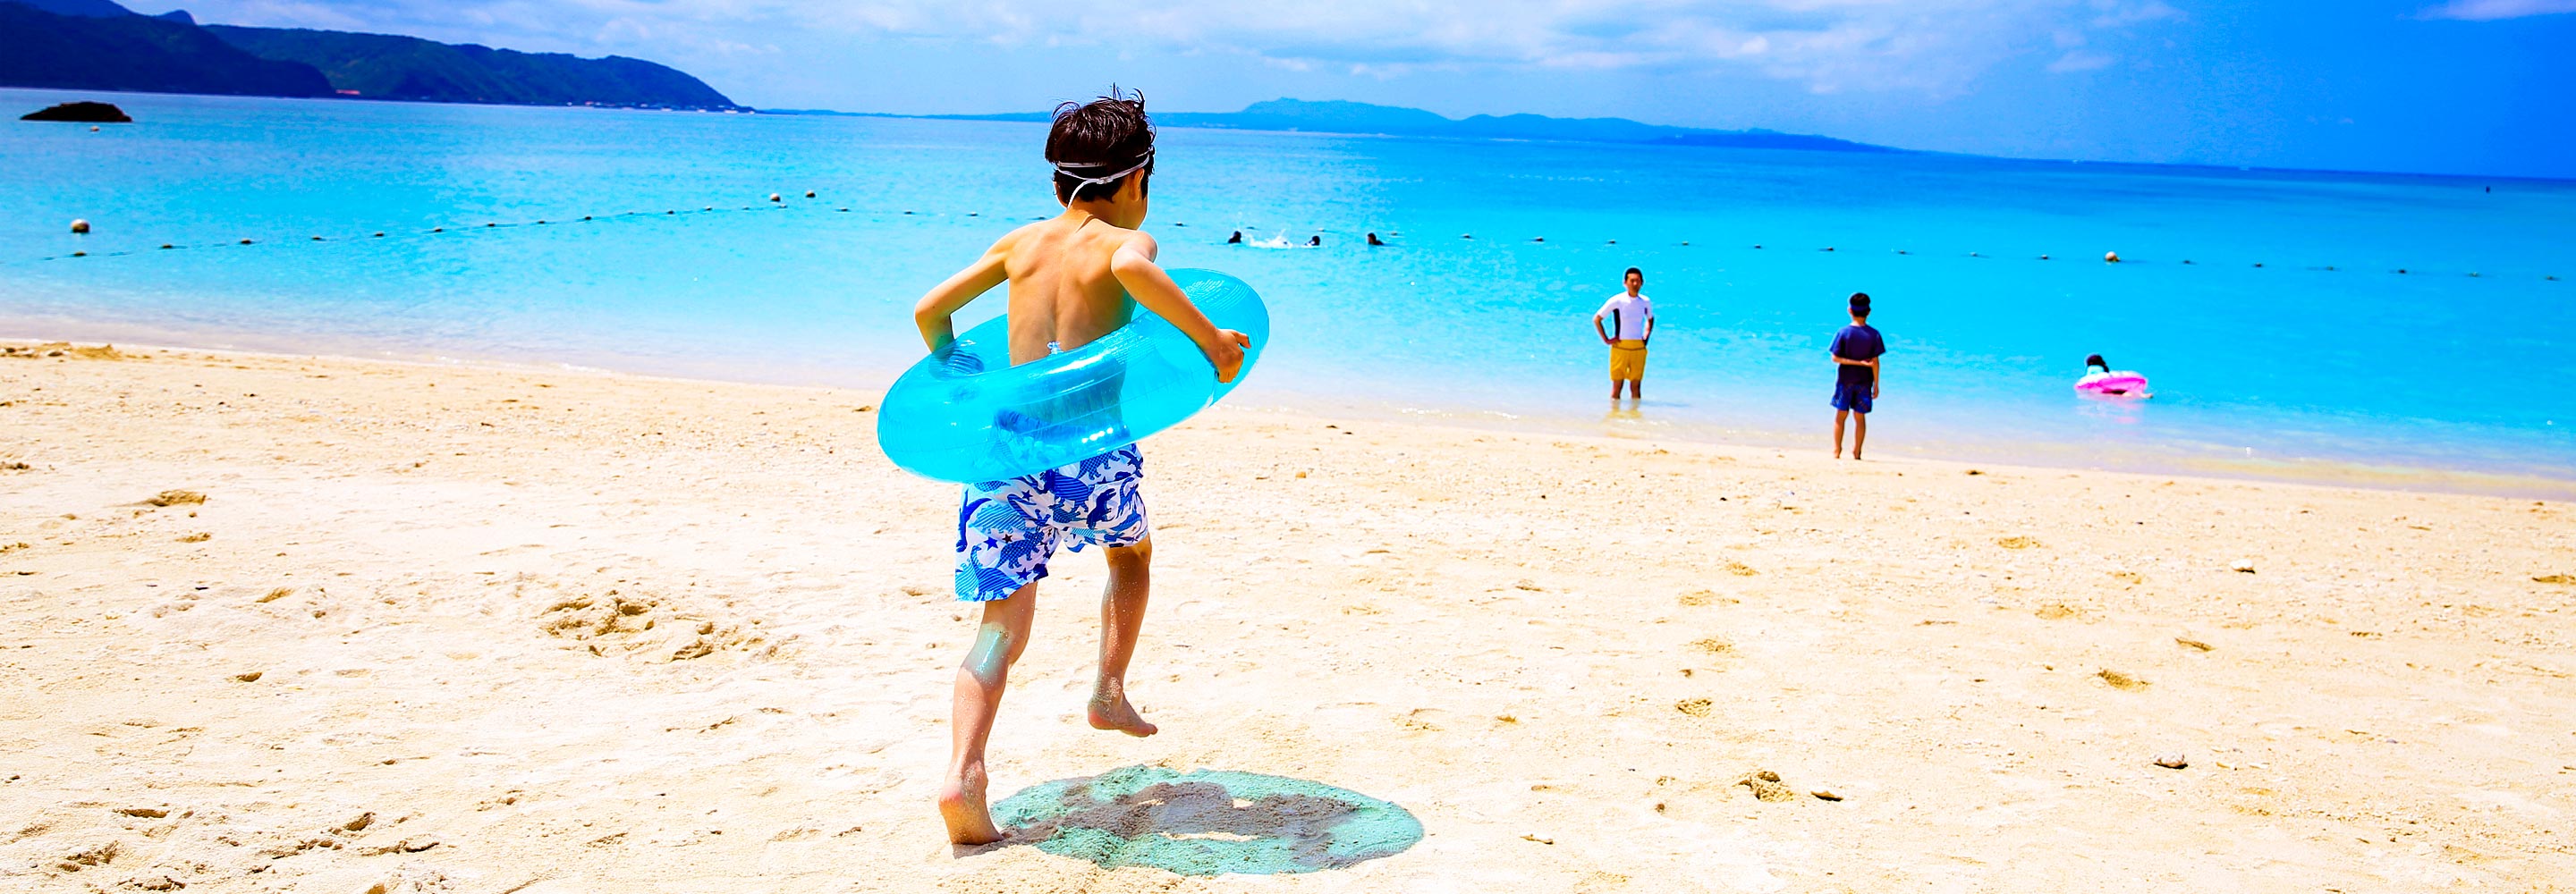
21, 101, 132, 122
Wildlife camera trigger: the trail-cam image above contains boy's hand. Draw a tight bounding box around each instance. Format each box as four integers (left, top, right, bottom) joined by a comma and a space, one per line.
1207, 329, 1252, 384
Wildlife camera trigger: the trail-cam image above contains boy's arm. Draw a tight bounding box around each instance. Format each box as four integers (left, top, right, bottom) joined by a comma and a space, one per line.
1110, 236, 1251, 383
911, 240, 1013, 351
1872, 356, 1883, 397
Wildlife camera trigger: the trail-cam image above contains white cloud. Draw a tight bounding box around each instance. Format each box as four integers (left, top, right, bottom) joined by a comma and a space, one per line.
170, 0, 2187, 97
2047, 49, 2114, 72
2419, 0, 2576, 19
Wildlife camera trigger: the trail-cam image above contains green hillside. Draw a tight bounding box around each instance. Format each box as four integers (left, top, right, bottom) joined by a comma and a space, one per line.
0, 2, 332, 97
205, 25, 740, 109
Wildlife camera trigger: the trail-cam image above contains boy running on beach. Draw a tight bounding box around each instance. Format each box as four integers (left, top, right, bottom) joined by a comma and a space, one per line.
1593, 267, 1654, 401
1830, 292, 1885, 460
909, 92, 1251, 846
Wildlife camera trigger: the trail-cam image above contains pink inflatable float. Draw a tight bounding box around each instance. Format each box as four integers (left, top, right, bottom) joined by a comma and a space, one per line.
2076, 354, 2151, 398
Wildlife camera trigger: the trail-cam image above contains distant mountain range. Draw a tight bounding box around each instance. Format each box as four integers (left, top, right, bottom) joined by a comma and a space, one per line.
772, 98, 1894, 154
1, 0, 740, 110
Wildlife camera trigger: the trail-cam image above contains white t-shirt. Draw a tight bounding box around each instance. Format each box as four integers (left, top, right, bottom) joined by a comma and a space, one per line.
1597, 292, 1654, 341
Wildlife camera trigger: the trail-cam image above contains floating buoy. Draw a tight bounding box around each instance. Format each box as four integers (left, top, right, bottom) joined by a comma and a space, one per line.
903, 210, 914, 215
1606, 240, 1616, 245
837, 208, 849, 212
69, 218, 90, 234
1462, 234, 1473, 240
239, 238, 253, 245
71, 250, 87, 257
2182, 259, 2193, 265
2396, 268, 2407, 274
582, 215, 592, 221
2469, 272, 2481, 278
665, 210, 674, 215
1678, 241, 1689, 247
1823, 246, 1835, 252
2324, 266, 2336, 271
2253, 263, 2263, 267
372, 232, 385, 238
158, 243, 173, 249
432, 227, 444, 232
1895, 249, 1909, 255
768, 193, 782, 202
704, 207, 713, 211
2104, 251, 2121, 263
2039, 254, 2050, 260
485, 223, 496, 228
1532, 236, 1544, 242
1174, 223, 1188, 227
536, 219, 547, 224
309, 235, 324, 241
968, 212, 979, 216
1753, 244, 1764, 249
804, 190, 816, 198
1968, 251, 1979, 257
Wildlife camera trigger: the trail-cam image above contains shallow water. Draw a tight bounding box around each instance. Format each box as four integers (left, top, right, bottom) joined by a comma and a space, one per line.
3, 88, 2570, 490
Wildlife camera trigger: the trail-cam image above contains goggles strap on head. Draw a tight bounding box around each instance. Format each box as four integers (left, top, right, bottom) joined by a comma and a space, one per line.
1054, 149, 1154, 195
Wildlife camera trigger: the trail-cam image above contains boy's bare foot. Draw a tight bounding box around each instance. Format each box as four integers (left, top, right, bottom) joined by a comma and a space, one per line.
937, 762, 1004, 845
1087, 689, 1159, 738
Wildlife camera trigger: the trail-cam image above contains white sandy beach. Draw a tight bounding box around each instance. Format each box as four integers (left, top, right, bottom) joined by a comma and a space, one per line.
3, 340, 2572, 892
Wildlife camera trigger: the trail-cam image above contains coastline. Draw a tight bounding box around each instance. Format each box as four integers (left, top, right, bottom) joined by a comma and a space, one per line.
9, 321, 2570, 502
4, 339, 2572, 890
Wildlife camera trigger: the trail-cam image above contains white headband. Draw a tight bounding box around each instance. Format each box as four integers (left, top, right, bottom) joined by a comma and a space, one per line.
1055, 149, 1154, 194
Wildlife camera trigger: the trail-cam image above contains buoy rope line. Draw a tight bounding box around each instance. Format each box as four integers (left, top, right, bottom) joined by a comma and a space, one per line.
21, 193, 2563, 283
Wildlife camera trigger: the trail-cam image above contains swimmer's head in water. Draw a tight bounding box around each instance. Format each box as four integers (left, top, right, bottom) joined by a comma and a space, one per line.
2086, 353, 2108, 371
1049, 89, 1156, 205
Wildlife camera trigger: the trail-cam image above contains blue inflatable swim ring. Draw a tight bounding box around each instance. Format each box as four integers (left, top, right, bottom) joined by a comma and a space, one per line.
877, 268, 1268, 484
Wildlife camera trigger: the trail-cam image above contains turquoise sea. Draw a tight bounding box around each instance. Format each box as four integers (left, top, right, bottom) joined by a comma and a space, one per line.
4, 88, 2571, 493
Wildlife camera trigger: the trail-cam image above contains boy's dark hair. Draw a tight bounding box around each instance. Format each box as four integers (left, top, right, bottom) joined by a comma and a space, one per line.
1047, 89, 1155, 204
1624, 267, 1643, 280
1848, 291, 1871, 318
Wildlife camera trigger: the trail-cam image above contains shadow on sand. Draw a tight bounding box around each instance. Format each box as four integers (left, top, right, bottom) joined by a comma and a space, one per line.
985, 765, 1423, 876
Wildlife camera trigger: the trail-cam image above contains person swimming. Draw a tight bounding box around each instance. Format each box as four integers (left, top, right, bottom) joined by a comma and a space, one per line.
1227, 230, 1243, 244
1367, 232, 1385, 246
1308, 235, 1322, 247
2087, 353, 2110, 374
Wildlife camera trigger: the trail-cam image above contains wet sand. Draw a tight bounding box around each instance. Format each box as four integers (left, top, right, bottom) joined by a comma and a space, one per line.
3, 341, 2572, 892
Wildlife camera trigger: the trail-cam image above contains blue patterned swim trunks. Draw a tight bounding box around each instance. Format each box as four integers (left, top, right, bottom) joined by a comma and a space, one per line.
953, 445, 1150, 602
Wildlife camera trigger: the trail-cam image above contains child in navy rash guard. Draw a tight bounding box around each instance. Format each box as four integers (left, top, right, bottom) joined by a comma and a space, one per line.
1829, 292, 1885, 460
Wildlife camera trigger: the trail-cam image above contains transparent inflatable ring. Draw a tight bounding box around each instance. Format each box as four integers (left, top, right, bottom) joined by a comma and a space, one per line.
877, 268, 1270, 483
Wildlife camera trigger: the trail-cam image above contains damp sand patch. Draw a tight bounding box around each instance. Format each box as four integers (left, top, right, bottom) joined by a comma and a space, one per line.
988, 766, 1422, 876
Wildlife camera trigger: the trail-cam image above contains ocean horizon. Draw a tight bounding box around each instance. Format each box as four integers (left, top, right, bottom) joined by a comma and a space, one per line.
5, 87, 2571, 496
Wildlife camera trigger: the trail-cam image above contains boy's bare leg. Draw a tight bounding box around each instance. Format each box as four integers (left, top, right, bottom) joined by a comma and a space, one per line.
939, 583, 1038, 845
1833, 409, 1849, 458
1089, 537, 1158, 737
1627, 379, 1642, 400
1852, 413, 1868, 460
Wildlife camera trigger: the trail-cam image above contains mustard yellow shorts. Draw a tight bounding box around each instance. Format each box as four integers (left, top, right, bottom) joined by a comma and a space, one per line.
1608, 340, 1648, 380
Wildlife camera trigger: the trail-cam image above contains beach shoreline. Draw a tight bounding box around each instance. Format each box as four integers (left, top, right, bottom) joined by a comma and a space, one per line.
4, 339, 2572, 891
7, 324, 2570, 502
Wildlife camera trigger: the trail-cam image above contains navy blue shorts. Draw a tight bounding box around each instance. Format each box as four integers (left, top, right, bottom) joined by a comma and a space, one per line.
1832, 381, 1873, 414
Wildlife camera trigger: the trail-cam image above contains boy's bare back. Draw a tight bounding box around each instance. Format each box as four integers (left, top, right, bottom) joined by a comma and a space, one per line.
992, 215, 1157, 365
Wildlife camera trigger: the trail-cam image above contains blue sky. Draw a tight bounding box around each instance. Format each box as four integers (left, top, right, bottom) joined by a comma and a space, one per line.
161, 0, 2576, 178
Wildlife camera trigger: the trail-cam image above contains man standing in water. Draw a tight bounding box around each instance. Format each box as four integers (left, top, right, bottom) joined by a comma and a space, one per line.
1593, 267, 1654, 401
